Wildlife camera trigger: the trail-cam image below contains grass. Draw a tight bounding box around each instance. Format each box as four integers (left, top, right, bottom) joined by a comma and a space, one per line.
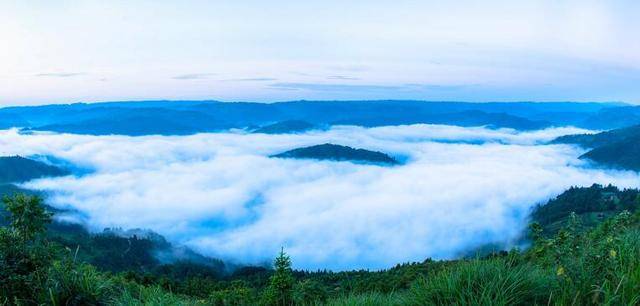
324, 211, 640, 306
400, 259, 555, 306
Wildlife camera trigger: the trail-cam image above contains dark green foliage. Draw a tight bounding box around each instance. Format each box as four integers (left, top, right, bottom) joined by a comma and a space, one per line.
0, 156, 68, 184
44, 261, 115, 305
3, 194, 52, 243
293, 279, 329, 305
208, 282, 256, 306
531, 184, 640, 235
401, 259, 555, 305
0, 194, 56, 304
527, 211, 640, 304
272, 143, 398, 165
262, 249, 295, 306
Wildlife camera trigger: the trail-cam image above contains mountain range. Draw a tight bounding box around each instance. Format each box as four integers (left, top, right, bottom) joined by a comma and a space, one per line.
1, 100, 632, 136
553, 125, 640, 171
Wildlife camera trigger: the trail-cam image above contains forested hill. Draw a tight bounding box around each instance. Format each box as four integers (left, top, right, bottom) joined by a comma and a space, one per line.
552, 125, 640, 171
0, 156, 69, 184
272, 143, 399, 165
531, 184, 640, 235
552, 124, 640, 148
3, 183, 640, 304
0, 100, 631, 135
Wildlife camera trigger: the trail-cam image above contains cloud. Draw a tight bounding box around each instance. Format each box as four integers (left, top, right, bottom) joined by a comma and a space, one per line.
172, 73, 216, 80
268, 82, 476, 94
327, 65, 370, 72
404, 83, 476, 91
220, 77, 277, 82
327, 75, 360, 80
35, 72, 85, 78
269, 82, 402, 92
3, 125, 639, 270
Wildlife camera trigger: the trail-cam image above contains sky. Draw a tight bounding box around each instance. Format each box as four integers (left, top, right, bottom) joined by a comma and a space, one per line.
1, 125, 637, 270
1, 0, 640, 105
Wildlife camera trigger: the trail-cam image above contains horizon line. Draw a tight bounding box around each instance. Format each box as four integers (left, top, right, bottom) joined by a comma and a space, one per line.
0, 99, 630, 108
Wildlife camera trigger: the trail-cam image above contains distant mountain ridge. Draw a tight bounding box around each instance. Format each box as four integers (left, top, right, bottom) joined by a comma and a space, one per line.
552, 125, 640, 171
552, 125, 640, 148
252, 120, 317, 134
272, 143, 399, 165
0, 156, 69, 184
0, 100, 629, 136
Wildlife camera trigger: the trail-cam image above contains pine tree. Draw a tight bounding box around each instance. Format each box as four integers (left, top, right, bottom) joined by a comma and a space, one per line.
263, 247, 294, 306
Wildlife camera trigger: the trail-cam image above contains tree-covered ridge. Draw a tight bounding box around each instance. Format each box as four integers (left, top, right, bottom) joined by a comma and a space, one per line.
551, 124, 640, 148
3, 189, 640, 305
552, 125, 640, 171
531, 184, 640, 236
0, 156, 69, 184
580, 137, 640, 171
272, 143, 399, 165
252, 120, 316, 134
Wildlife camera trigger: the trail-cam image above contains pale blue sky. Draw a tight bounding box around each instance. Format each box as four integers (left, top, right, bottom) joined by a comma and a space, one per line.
1, 0, 639, 105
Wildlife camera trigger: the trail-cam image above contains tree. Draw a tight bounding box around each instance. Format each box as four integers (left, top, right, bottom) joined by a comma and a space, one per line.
3, 193, 52, 244
0, 193, 54, 302
262, 248, 294, 306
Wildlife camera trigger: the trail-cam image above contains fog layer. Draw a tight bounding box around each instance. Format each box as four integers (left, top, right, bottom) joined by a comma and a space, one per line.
1, 125, 637, 270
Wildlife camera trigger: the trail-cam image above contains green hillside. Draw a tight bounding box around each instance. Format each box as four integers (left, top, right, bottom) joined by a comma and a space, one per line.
553, 125, 640, 171
531, 184, 639, 235
0, 156, 69, 184
580, 135, 640, 171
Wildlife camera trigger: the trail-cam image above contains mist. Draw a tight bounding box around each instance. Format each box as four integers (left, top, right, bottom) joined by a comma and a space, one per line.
2, 125, 639, 270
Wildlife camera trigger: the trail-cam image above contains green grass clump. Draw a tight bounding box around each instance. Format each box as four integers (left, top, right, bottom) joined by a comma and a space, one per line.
44, 261, 115, 305
110, 285, 204, 306
324, 292, 401, 306
401, 258, 555, 306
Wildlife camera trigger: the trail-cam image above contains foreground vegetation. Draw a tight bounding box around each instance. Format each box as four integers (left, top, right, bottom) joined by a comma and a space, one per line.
2, 185, 640, 305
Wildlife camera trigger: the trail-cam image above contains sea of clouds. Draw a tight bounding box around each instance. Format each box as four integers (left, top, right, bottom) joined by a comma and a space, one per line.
2, 124, 640, 270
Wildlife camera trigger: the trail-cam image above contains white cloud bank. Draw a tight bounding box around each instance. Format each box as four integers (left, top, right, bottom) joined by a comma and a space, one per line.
1, 125, 638, 270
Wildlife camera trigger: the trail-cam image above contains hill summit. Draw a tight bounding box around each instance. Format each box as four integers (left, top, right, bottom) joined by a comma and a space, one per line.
271, 143, 398, 165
